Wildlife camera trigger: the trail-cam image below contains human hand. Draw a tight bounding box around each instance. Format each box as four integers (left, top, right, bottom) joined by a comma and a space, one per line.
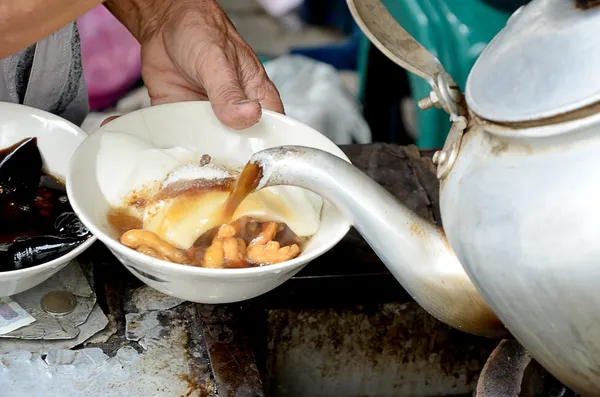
105, 0, 284, 130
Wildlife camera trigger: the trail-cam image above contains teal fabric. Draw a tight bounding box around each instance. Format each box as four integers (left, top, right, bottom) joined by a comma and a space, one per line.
357, 0, 512, 148
258, 55, 272, 64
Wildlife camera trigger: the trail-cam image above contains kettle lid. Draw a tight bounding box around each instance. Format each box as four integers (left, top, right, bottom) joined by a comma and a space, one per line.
465, 0, 600, 123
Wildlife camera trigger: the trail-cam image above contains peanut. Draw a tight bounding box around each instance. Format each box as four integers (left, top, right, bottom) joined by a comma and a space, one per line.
121, 229, 187, 264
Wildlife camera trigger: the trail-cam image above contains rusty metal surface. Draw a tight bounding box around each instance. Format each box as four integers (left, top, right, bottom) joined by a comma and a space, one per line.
89, 245, 219, 396
86, 243, 264, 397
0, 304, 109, 353
476, 340, 579, 397
265, 302, 497, 397
0, 261, 101, 342
0, 301, 216, 397
0, 243, 220, 397
198, 304, 265, 397
0, 261, 110, 354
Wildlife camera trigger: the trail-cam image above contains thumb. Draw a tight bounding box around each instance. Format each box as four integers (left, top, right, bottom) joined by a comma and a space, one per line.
203, 64, 262, 130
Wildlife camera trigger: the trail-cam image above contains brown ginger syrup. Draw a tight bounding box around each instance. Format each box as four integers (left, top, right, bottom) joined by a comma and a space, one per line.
107, 161, 262, 237
221, 162, 263, 223
106, 161, 305, 268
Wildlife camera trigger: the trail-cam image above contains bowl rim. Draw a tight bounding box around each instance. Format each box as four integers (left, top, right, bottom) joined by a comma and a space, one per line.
0, 102, 98, 278
66, 101, 352, 278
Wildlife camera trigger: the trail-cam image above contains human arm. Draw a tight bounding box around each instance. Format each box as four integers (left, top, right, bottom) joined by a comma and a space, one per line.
104, 0, 284, 129
1, 0, 284, 130
0, 0, 103, 59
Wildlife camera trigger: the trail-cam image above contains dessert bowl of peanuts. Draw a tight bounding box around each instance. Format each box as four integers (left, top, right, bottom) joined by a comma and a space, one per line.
67, 101, 351, 303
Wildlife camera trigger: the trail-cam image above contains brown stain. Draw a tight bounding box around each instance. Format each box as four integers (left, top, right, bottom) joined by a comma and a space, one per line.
194, 304, 265, 397
415, 273, 508, 339
576, 0, 600, 9
471, 118, 534, 157
488, 139, 510, 155
117, 160, 233, 210
267, 303, 499, 390
408, 221, 454, 253
106, 208, 142, 237
123, 187, 152, 209
154, 178, 233, 202
436, 226, 453, 252
407, 223, 507, 337
178, 374, 213, 397
487, 97, 600, 130
458, 300, 506, 338
408, 220, 427, 239
484, 131, 536, 156
179, 304, 217, 397
129, 198, 146, 209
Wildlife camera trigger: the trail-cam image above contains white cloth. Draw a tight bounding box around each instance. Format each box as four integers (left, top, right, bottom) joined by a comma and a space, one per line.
256, 0, 303, 17
264, 55, 372, 144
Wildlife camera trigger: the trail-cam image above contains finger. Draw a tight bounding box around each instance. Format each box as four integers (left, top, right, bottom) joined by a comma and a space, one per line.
241, 66, 284, 115
257, 79, 285, 115
200, 56, 262, 130
100, 115, 121, 126
150, 89, 208, 106
145, 69, 209, 105
213, 96, 262, 131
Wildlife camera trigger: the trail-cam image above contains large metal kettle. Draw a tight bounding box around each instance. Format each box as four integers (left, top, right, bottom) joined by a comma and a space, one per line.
246, 0, 600, 395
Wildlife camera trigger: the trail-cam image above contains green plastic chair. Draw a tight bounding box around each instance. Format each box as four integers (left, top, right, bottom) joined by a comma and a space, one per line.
357, 0, 512, 149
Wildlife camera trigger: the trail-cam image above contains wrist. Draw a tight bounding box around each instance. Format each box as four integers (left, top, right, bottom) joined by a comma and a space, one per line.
105, 0, 225, 43
104, 0, 169, 42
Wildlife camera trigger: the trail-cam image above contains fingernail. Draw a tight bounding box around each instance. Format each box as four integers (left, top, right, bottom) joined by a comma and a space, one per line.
233, 99, 259, 105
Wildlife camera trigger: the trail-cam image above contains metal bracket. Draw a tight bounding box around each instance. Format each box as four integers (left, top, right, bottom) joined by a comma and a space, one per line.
418, 72, 462, 116
346, 0, 466, 178
414, 71, 466, 181
432, 114, 468, 180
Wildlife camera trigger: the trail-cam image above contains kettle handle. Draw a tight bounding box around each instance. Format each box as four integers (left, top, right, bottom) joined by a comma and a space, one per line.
347, 0, 462, 117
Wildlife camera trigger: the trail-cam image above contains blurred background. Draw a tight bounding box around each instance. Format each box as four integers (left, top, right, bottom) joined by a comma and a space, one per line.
79, 0, 526, 149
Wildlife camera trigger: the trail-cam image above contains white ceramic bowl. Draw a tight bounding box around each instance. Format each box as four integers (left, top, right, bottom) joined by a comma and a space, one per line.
0, 103, 96, 297
67, 101, 352, 303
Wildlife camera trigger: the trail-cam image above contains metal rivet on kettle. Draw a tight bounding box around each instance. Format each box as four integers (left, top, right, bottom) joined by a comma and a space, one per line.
418, 96, 436, 111
432, 151, 447, 165
41, 291, 77, 316
418, 91, 440, 111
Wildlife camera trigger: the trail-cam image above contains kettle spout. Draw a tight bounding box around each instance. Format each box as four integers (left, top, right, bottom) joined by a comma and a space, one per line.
251, 146, 507, 338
